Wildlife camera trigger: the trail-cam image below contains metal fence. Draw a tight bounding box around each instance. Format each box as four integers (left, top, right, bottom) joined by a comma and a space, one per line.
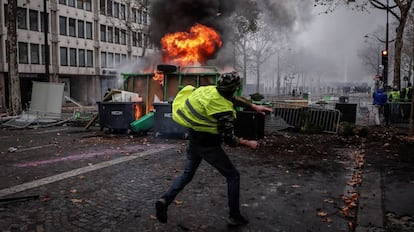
267, 103, 341, 134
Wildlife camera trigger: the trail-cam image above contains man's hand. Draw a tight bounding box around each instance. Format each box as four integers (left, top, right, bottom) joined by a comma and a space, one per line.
239, 138, 259, 149
251, 104, 273, 115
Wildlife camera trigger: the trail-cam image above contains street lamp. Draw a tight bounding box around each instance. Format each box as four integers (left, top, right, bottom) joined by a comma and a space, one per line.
384, 0, 389, 87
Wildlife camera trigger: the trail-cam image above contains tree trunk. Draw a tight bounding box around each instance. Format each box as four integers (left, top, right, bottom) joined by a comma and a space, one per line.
392, 3, 410, 90
255, 55, 260, 93
7, 0, 22, 116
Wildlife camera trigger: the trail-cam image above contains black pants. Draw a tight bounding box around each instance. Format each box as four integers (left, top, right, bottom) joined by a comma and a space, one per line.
162, 142, 241, 216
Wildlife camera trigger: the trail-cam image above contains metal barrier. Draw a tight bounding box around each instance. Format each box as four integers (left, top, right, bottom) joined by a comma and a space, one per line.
384, 102, 412, 127
269, 103, 341, 134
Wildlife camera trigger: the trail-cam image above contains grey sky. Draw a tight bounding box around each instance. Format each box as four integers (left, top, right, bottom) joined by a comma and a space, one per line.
295, 6, 386, 84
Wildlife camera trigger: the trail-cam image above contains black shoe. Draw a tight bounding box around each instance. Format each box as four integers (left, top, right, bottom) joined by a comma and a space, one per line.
155, 198, 168, 223
227, 214, 249, 227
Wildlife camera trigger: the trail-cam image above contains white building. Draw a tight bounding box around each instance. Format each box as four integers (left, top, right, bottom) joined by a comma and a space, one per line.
0, 0, 155, 112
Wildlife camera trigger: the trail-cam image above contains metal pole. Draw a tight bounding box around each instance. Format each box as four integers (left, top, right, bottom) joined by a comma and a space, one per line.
277, 51, 280, 96
43, 0, 50, 81
383, 0, 389, 87
377, 44, 380, 76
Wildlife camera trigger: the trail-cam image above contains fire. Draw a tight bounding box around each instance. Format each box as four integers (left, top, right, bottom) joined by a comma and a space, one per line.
153, 71, 165, 85
160, 23, 222, 66
134, 103, 142, 119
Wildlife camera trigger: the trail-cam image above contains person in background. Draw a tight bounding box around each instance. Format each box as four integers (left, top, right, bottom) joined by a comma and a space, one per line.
373, 85, 388, 126
401, 82, 412, 102
155, 72, 272, 226
388, 86, 400, 102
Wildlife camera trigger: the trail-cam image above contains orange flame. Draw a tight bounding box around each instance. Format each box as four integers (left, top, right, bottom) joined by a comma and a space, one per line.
153, 71, 165, 85
134, 104, 142, 119
161, 23, 222, 66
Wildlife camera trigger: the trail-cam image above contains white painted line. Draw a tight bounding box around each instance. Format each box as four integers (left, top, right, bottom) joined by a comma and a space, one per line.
15, 144, 57, 153
0, 145, 176, 198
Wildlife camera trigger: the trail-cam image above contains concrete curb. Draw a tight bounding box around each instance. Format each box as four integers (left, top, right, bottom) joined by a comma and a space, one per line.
355, 171, 385, 232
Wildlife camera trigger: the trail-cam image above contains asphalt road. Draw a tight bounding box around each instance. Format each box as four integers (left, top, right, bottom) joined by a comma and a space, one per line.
0, 124, 413, 231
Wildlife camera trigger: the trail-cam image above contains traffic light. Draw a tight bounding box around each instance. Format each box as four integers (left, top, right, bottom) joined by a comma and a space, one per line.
381, 50, 388, 66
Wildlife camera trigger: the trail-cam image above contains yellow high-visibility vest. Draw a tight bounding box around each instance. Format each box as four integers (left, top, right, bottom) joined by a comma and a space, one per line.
172, 85, 236, 134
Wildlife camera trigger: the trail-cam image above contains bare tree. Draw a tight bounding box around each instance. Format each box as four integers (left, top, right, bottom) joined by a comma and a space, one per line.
7, 0, 22, 115
248, 20, 279, 93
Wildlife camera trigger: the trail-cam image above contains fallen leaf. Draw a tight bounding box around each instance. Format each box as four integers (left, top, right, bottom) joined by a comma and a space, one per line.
321, 217, 333, 223
317, 212, 328, 217
324, 199, 334, 204
70, 199, 84, 203
291, 184, 301, 188
174, 199, 183, 205
69, 189, 77, 193
150, 215, 157, 220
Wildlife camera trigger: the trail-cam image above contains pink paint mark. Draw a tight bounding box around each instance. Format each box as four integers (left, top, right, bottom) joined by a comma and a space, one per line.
14, 144, 154, 168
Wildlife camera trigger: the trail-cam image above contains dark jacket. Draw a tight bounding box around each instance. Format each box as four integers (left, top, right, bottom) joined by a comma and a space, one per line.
373, 88, 388, 106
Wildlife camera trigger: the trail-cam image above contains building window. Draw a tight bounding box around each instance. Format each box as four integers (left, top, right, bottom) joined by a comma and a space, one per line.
107, 0, 112, 17
77, 0, 83, 10
121, 54, 126, 62
41, 45, 49, 64
108, 52, 113, 68
132, 32, 137, 47
143, 11, 148, 25
87, 50, 93, 67
86, 22, 93, 39
138, 32, 142, 47
40, 12, 48, 32
60, 47, 68, 66
30, 44, 40, 64
59, 16, 67, 35
120, 29, 126, 45
100, 25, 106, 42
113, 2, 119, 18
115, 53, 120, 66
79, 49, 85, 67
68, 0, 75, 7
132, 9, 137, 23
85, 0, 92, 11
4, 4, 8, 26
120, 4, 125, 20
59, 0, 66, 4
107, 26, 113, 43
100, 0, 106, 15
69, 18, 76, 37
101, 52, 107, 68
18, 42, 29, 64
78, 20, 84, 38
70, 48, 77, 66
137, 9, 142, 24
114, 28, 119, 44
17, 7, 27, 29
29, 10, 39, 31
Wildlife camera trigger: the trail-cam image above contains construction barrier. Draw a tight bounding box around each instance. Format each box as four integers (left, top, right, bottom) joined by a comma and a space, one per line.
269, 103, 341, 134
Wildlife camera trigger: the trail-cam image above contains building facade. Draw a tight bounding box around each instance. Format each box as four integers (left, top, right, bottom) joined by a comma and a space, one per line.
0, 0, 154, 112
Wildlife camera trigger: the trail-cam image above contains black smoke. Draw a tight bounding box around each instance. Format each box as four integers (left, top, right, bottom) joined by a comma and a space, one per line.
148, 0, 239, 47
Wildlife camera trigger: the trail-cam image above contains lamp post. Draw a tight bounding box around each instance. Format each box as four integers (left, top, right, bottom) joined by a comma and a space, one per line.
384, 0, 389, 87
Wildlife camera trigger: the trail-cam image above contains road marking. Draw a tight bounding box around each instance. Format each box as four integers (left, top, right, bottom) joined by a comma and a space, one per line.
14, 144, 157, 167
15, 144, 57, 153
0, 145, 176, 198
